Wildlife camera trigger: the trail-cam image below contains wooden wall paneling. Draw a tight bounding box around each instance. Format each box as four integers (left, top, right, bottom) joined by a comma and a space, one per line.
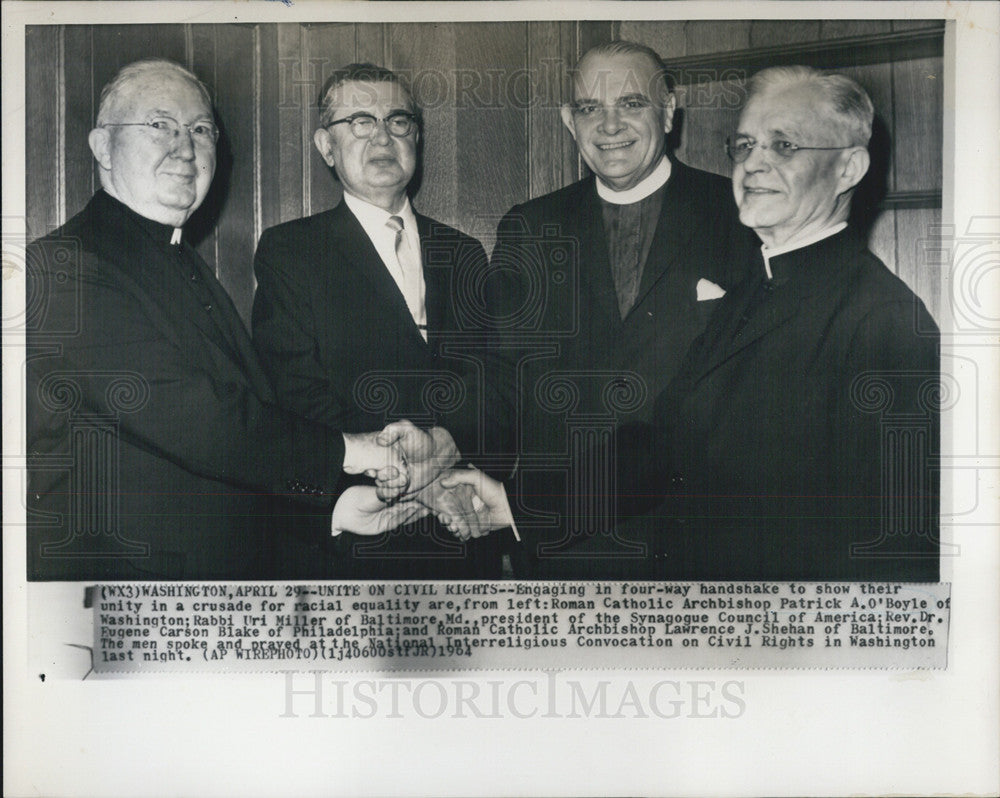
836, 62, 895, 242
895, 207, 942, 320
868, 207, 898, 274
62, 26, 95, 223
209, 24, 259, 326
90, 25, 188, 93
674, 78, 742, 178
663, 26, 943, 79
454, 23, 528, 249
304, 23, 359, 217
820, 20, 893, 39
355, 23, 386, 66
891, 20, 947, 31
685, 21, 751, 56
526, 21, 576, 202
257, 24, 282, 234
891, 56, 943, 193
275, 23, 306, 225
188, 24, 220, 277
25, 26, 61, 238
749, 21, 821, 48
577, 21, 617, 59
389, 23, 459, 228
617, 21, 688, 58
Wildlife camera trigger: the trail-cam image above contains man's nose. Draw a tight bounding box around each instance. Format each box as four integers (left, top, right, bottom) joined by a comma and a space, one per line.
369, 118, 393, 146
742, 142, 770, 172
170, 127, 197, 159
598, 106, 625, 134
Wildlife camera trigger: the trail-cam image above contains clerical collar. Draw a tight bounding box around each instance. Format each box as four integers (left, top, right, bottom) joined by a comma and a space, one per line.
595, 156, 671, 205
761, 222, 848, 280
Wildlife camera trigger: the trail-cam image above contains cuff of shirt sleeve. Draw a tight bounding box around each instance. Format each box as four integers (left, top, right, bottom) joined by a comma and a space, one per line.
498, 482, 521, 542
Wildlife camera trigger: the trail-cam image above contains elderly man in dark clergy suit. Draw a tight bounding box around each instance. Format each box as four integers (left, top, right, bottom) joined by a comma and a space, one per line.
486, 40, 754, 578
252, 63, 500, 579
26, 59, 450, 581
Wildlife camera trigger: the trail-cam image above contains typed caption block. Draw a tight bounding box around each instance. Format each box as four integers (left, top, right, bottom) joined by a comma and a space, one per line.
93, 581, 950, 673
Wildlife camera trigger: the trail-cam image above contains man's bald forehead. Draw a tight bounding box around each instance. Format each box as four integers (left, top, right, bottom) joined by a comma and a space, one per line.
97, 59, 211, 125
571, 50, 671, 102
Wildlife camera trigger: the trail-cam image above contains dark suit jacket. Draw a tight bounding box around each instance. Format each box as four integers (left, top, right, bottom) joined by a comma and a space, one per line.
627, 227, 941, 581
26, 191, 347, 580
486, 160, 755, 577
252, 200, 500, 578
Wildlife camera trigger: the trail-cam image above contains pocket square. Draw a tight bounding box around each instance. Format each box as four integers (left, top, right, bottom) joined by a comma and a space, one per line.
696, 278, 726, 301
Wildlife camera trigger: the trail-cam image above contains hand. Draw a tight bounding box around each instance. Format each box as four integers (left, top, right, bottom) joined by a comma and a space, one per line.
342, 430, 409, 499
331, 485, 430, 537
376, 421, 460, 500
437, 465, 515, 535
411, 475, 484, 541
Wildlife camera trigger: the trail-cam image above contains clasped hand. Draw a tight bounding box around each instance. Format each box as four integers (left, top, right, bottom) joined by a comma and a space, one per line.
342, 419, 459, 500
336, 421, 513, 540
335, 420, 461, 536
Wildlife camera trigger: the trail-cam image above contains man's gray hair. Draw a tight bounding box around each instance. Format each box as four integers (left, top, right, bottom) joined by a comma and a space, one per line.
96, 59, 212, 127
317, 63, 418, 128
747, 65, 874, 146
573, 40, 675, 94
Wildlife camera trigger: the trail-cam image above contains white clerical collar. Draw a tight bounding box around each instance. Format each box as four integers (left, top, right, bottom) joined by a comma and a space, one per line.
761, 222, 847, 279
595, 156, 672, 205
342, 191, 416, 232
170, 228, 182, 245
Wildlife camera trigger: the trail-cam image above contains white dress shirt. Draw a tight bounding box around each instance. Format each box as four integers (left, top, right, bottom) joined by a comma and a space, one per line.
341, 191, 427, 339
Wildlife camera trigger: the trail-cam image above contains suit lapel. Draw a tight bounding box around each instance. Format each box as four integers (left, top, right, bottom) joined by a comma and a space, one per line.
574, 183, 621, 329
329, 202, 429, 349
691, 258, 820, 382
629, 162, 703, 317
184, 243, 276, 398
416, 214, 447, 339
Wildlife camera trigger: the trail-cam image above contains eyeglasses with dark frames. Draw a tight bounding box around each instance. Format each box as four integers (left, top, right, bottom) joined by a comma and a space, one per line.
327, 112, 418, 139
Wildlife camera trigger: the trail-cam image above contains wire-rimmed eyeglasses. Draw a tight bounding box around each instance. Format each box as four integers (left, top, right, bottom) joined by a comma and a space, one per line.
101, 116, 219, 146
725, 136, 852, 163
327, 112, 418, 139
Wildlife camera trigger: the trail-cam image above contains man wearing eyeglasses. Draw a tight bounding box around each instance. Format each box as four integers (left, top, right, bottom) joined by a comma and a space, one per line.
485, 41, 753, 578
25, 59, 453, 580
631, 65, 941, 580
252, 63, 500, 578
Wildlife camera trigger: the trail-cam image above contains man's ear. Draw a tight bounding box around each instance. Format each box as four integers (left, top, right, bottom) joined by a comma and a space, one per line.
838, 147, 870, 194
661, 92, 677, 134
88, 127, 112, 171
559, 105, 578, 141
313, 127, 337, 168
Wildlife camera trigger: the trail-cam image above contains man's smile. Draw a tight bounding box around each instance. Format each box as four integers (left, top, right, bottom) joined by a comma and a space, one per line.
596, 140, 635, 151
